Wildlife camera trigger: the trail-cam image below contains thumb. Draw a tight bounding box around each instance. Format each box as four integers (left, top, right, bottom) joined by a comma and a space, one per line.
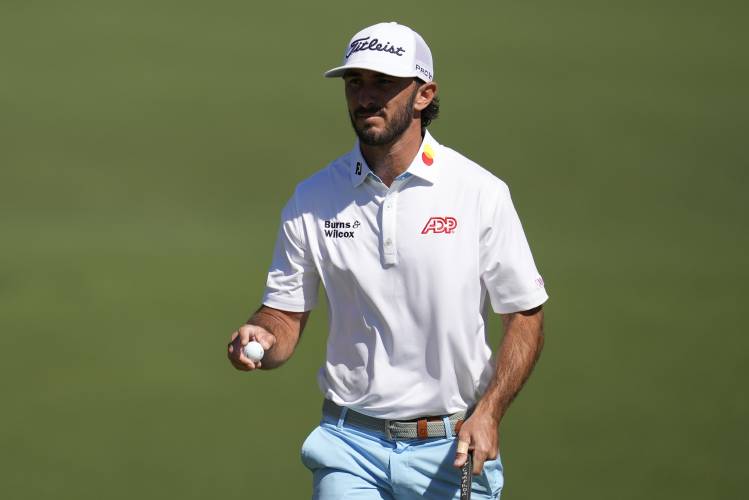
253, 329, 276, 351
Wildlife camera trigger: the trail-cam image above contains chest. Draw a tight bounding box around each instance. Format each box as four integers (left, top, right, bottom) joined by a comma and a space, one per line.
304, 182, 480, 273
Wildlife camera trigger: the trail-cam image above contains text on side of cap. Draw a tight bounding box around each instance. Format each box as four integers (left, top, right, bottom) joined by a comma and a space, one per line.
415, 64, 432, 81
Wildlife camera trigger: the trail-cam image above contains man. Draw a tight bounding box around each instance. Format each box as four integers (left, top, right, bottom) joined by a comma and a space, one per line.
227, 22, 547, 499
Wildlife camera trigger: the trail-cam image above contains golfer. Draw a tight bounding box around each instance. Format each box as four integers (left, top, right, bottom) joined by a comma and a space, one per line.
227, 21, 548, 499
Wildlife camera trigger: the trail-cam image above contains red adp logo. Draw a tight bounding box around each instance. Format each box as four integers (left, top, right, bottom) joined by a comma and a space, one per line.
421, 216, 458, 234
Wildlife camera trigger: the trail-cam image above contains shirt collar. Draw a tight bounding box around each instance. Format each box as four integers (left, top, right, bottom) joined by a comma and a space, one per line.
349, 130, 441, 187
406, 130, 441, 184
350, 146, 372, 187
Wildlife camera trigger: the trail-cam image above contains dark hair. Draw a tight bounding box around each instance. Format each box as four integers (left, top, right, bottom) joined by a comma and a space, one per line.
420, 96, 440, 128
415, 78, 440, 128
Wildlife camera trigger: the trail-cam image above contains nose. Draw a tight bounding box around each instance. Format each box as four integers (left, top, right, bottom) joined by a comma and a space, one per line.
355, 83, 379, 110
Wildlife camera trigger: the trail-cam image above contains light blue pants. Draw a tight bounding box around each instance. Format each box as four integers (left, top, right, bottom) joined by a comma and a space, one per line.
301, 414, 503, 499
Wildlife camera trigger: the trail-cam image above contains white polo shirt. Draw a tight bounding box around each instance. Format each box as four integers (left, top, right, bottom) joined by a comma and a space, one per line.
262, 131, 548, 419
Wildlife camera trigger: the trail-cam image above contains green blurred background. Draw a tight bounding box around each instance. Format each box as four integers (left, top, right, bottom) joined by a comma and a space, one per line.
1, 0, 747, 498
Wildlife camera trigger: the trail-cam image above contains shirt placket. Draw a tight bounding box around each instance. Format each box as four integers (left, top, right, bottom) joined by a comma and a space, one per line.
381, 180, 404, 266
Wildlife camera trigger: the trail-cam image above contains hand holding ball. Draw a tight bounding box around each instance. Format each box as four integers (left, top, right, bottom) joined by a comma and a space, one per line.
243, 341, 265, 362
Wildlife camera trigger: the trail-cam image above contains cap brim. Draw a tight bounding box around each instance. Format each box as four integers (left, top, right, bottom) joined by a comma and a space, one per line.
323, 62, 418, 79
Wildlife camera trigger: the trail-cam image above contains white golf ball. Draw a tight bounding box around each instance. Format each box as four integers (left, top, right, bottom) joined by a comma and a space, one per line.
243, 341, 264, 362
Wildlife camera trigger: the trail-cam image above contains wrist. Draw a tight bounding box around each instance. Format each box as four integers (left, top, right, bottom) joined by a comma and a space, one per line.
472, 402, 502, 427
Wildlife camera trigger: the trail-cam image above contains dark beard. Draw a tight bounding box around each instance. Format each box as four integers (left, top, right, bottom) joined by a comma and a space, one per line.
349, 89, 417, 146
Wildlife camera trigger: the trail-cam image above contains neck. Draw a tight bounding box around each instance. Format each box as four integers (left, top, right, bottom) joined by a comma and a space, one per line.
360, 121, 424, 187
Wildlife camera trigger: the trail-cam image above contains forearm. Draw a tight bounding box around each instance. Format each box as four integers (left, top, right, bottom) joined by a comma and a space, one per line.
474, 306, 545, 424
247, 306, 308, 369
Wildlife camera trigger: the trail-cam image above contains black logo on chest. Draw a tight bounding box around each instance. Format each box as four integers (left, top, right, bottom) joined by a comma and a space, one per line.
323, 220, 361, 238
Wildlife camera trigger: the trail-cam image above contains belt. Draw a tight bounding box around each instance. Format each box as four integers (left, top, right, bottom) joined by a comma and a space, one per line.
322, 399, 466, 441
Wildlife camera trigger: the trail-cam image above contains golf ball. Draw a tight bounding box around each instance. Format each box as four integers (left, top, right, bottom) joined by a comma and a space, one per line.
243, 341, 264, 362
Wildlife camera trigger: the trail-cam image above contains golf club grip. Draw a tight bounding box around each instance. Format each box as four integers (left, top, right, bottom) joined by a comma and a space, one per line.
460, 452, 473, 500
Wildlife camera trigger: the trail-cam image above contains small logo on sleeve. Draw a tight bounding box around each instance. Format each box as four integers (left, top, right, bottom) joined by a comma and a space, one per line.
421, 216, 457, 234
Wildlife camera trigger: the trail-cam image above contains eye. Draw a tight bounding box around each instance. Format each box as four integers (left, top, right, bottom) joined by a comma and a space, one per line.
377, 77, 394, 86
345, 77, 362, 89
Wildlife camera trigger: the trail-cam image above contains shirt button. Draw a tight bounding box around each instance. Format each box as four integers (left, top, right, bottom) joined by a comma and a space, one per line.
385, 239, 393, 246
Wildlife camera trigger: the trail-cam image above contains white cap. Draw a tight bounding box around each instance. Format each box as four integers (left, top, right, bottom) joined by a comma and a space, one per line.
324, 22, 434, 82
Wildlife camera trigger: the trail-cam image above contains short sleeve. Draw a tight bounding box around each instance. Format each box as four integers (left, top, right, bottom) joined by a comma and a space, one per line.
261, 193, 320, 312
480, 182, 548, 314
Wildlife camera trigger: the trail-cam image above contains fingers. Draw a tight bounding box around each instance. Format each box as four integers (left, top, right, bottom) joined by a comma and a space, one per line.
227, 333, 256, 371
237, 324, 253, 346
227, 328, 256, 371
241, 324, 276, 351
472, 449, 486, 475
456, 440, 470, 455
452, 422, 498, 474
227, 324, 276, 371
453, 438, 471, 467
470, 443, 498, 475
453, 432, 471, 467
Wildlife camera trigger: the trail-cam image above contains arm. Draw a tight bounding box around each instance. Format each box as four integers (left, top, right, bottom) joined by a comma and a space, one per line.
454, 305, 545, 473
227, 305, 310, 371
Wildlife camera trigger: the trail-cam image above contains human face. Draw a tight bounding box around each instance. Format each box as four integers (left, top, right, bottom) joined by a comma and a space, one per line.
343, 69, 419, 146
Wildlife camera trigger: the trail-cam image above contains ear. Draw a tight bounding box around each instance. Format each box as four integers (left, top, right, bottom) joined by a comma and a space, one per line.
413, 81, 438, 112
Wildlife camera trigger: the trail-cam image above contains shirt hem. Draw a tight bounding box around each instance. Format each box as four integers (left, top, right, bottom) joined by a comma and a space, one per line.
492, 290, 549, 314
261, 295, 316, 313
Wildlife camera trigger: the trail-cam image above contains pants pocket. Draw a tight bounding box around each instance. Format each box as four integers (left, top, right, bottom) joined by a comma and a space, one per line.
300, 426, 323, 470
480, 455, 504, 496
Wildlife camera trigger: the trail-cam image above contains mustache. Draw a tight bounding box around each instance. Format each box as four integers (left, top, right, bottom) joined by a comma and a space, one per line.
354, 106, 384, 118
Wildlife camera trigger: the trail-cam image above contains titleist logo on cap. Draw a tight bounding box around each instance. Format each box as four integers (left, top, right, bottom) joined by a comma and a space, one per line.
346, 37, 406, 58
